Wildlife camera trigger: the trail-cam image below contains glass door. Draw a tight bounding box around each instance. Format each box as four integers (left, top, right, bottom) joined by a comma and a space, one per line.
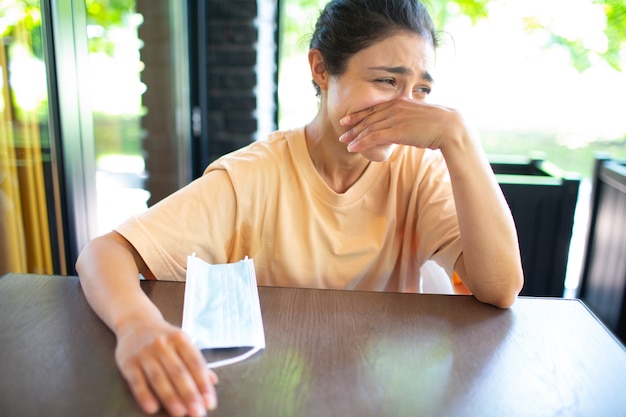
1, 0, 194, 275
0, 1, 62, 275
85, 0, 192, 234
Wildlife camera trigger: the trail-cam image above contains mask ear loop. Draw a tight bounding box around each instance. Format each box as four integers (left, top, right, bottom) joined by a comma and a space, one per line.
181, 253, 199, 338
206, 345, 264, 369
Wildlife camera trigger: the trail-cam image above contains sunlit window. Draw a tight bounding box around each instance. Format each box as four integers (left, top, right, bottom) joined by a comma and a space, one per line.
85, 0, 149, 235
0, 1, 55, 274
278, 0, 626, 178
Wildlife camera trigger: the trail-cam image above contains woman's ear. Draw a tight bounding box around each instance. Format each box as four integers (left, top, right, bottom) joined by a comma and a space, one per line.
308, 48, 329, 91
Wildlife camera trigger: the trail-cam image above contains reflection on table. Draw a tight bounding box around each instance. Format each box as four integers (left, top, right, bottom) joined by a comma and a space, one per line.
1, 273, 625, 417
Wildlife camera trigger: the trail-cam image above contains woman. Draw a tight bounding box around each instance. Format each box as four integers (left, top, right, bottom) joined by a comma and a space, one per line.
77, 0, 523, 415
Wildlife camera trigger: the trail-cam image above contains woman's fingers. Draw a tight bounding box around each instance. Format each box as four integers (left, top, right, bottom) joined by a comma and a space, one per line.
339, 101, 391, 127
139, 352, 189, 417
119, 362, 160, 414
339, 98, 458, 152
342, 118, 396, 153
152, 334, 210, 416
175, 332, 219, 411
339, 100, 410, 151
339, 105, 390, 144
115, 323, 217, 416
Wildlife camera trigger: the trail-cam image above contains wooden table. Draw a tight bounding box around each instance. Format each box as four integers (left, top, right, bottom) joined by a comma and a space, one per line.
1, 273, 625, 416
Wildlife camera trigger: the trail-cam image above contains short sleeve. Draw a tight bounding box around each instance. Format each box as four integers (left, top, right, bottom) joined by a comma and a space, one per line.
115, 169, 237, 281
414, 151, 463, 278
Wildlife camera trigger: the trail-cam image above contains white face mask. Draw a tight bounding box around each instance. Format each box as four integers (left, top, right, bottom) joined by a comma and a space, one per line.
182, 255, 266, 368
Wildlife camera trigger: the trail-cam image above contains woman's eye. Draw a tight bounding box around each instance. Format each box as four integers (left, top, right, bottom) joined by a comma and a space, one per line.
414, 86, 432, 97
376, 78, 396, 86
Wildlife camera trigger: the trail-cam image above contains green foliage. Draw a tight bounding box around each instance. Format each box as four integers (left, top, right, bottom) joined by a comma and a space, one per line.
85, 0, 136, 55
279, 0, 493, 56
549, 35, 594, 72
481, 129, 626, 179
433, 0, 625, 72
527, 0, 625, 72
280, 0, 625, 72
1, 1, 42, 58
1, 0, 136, 57
599, 0, 626, 70
427, 0, 490, 27
453, 0, 490, 21
85, 0, 135, 27
279, 0, 326, 57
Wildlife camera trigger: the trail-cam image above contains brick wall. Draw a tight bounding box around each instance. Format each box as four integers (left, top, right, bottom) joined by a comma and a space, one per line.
138, 0, 273, 204
204, 0, 260, 162
137, 0, 177, 206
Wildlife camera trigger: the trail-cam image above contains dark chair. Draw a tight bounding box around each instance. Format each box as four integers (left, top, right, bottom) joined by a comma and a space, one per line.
579, 155, 626, 343
490, 155, 580, 297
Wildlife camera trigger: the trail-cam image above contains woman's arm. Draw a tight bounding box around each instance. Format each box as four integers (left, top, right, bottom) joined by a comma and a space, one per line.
76, 232, 217, 416
441, 121, 523, 308
339, 98, 523, 308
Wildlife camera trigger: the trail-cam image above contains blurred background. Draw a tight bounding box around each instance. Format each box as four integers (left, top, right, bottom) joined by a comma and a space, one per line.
1, 0, 625, 300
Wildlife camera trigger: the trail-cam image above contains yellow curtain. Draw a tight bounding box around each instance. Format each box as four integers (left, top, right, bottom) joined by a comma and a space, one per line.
0, 17, 53, 275
0, 33, 27, 273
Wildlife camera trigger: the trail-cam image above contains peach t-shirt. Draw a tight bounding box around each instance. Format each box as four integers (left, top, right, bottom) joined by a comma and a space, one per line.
116, 127, 462, 292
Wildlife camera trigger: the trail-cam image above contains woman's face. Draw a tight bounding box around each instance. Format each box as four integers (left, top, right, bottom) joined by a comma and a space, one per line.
324, 32, 435, 161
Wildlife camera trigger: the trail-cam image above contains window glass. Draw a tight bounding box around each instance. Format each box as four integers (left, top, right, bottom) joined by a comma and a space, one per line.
277, 0, 327, 130
0, 1, 55, 274
86, 0, 189, 235
85, 0, 149, 235
278, 0, 626, 178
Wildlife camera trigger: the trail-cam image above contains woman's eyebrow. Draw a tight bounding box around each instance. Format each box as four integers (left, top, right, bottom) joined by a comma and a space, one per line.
368, 66, 434, 83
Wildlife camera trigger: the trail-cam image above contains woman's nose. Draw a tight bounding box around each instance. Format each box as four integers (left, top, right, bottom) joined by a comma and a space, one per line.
399, 87, 413, 100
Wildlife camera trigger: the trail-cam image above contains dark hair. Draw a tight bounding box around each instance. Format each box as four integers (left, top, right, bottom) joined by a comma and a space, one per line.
309, 0, 439, 95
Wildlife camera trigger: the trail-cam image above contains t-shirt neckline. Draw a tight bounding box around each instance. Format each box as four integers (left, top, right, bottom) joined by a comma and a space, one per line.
288, 126, 386, 206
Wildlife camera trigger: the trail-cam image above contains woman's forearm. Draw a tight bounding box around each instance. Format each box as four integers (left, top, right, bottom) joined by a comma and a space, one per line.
76, 232, 164, 333
442, 130, 524, 308
76, 232, 217, 415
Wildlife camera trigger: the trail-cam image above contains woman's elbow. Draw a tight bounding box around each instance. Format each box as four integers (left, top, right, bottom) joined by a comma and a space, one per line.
478, 269, 524, 309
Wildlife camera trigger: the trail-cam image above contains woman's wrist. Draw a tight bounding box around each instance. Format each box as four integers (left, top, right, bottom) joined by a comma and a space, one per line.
112, 303, 164, 336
